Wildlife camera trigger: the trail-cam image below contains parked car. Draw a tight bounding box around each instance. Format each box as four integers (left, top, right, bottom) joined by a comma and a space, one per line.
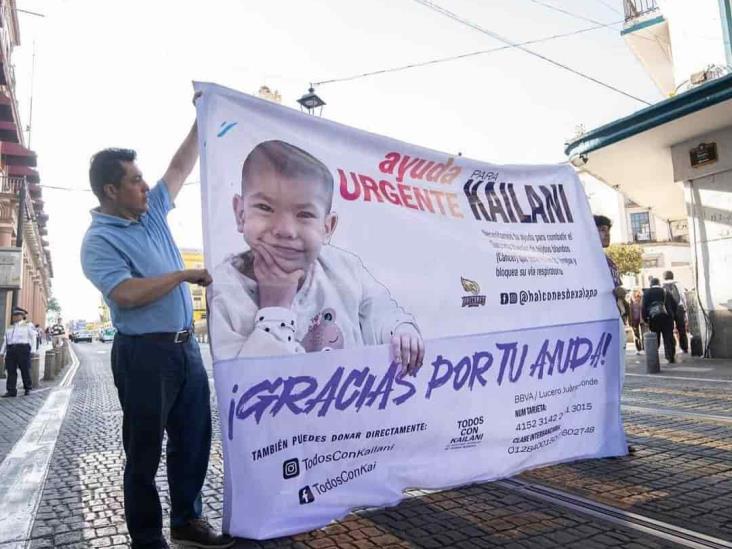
74, 330, 93, 343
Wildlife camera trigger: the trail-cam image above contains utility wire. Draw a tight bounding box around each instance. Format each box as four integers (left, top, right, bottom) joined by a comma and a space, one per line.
527, 0, 613, 27
528, 0, 668, 47
16, 7, 45, 17
38, 184, 91, 192
314, 0, 662, 87
314, 20, 619, 86
39, 181, 200, 193
412, 0, 651, 106
594, 0, 623, 16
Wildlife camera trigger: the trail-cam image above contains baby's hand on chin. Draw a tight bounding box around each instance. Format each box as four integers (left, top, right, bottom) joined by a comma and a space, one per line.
252, 246, 304, 308
391, 324, 424, 378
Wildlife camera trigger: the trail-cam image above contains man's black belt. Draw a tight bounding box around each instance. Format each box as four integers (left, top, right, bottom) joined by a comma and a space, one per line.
120, 328, 193, 344
8, 343, 30, 348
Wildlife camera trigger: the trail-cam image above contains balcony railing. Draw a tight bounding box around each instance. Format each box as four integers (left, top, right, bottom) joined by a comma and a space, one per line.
24, 182, 36, 221
0, 29, 16, 91
0, 175, 24, 194
623, 0, 659, 22
0, 175, 41, 220
632, 231, 655, 243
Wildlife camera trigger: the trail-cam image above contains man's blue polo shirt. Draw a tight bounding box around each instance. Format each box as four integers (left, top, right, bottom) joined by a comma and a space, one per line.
80, 181, 193, 335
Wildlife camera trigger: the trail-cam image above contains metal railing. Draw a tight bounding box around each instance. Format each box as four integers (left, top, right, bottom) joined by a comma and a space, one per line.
0, 175, 42, 219
0, 28, 16, 91
0, 172, 50, 287
0, 175, 24, 194
24, 183, 36, 220
623, 0, 659, 22
632, 231, 656, 242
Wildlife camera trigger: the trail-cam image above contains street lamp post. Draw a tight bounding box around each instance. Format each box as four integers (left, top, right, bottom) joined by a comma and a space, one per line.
11, 177, 25, 309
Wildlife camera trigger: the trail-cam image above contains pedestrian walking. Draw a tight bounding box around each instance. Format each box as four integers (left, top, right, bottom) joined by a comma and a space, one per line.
80, 94, 233, 549
1, 307, 36, 397
629, 289, 644, 353
642, 277, 678, 363
662, 270, 688, 353
50, 321, 65, 348
34, 323, 43, 350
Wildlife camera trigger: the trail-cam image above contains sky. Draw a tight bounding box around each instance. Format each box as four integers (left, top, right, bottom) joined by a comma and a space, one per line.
12, 0, 662, 322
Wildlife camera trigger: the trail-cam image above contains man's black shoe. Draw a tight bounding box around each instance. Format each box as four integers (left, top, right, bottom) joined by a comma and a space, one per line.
1, 392, 16, 398
170, 518, 234, 548
131, 539, 169, 549
24, 389, 30, 396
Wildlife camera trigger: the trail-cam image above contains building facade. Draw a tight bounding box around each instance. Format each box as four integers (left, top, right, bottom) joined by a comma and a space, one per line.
0, 0, 52, 331
582, 174, 693, 291
180, 248, 206, 322
567, 0, 732, 357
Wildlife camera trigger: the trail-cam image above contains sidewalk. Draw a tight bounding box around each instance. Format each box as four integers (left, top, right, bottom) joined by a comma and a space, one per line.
0, 343, 59, 463
625, 343, 732, 379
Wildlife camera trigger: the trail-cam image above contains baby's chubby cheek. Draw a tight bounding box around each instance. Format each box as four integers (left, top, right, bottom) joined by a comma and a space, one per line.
303, 240, 325, 259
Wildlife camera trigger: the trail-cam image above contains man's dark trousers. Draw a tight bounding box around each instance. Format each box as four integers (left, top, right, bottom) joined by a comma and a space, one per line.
675, 306, 688, 353
5, 343, 32, 395
111, 334, 211, 549
650, 314, 676, 361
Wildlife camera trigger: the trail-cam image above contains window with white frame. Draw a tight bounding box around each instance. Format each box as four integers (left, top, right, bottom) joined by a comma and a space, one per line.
630, 211, 652, 241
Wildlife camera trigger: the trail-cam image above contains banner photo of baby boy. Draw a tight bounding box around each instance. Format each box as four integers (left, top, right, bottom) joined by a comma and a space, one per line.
195, 82, 627, 539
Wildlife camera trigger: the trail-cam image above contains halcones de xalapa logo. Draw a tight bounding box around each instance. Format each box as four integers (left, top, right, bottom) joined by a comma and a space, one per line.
461, 277, 486, 308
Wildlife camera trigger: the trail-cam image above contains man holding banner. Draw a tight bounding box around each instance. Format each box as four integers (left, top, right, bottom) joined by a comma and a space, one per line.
81, 97, 233, 549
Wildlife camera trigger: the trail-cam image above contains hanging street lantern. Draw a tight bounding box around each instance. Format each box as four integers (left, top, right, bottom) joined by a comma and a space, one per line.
297, 86, 326, 116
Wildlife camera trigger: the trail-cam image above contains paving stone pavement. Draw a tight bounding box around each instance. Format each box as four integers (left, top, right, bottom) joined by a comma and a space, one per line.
22, 342, 731, 548
521, 410, 732, 540
623, 381, 731, 414
253, 483, 675, 549
25, 342, 224, 549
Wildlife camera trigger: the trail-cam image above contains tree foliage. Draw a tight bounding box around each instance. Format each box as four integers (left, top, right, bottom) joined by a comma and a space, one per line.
47, 297, 61, 313
606, 244, 643, 276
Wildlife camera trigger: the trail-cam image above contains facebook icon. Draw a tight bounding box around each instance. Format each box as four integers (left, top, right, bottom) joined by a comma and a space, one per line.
299, 486, 315, 505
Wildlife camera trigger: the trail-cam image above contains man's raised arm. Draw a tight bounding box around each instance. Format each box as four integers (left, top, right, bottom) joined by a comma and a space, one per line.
162, 121, 199, 202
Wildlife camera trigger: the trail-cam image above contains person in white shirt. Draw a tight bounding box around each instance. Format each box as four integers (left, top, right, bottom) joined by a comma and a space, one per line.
1, 306, 36, 397
210, 140, 424, 375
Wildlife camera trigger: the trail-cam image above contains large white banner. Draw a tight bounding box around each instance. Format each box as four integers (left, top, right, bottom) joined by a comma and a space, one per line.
195, 82, 626, 539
